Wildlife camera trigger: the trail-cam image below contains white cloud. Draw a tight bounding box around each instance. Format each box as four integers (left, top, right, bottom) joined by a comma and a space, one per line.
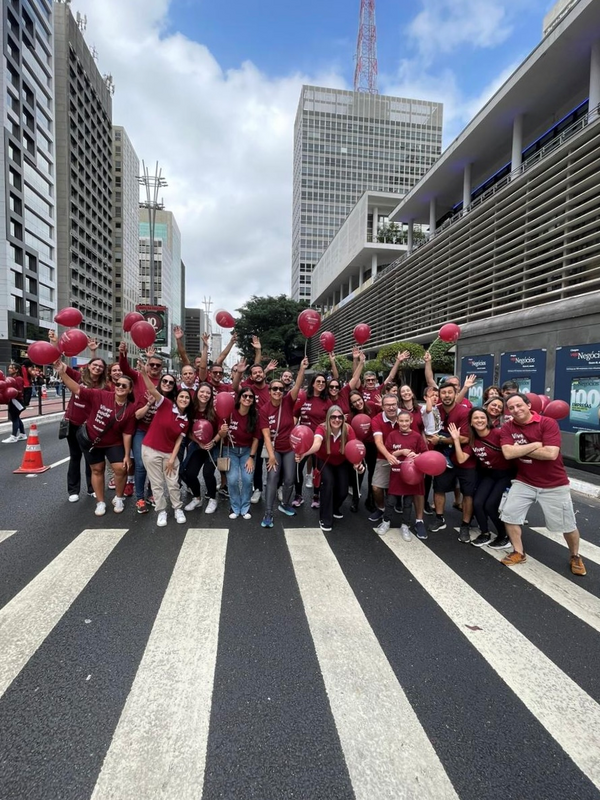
73, 0, 347, 320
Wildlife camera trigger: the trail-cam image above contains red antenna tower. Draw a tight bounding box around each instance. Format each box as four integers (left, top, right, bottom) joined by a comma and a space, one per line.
354, 0, 378, 94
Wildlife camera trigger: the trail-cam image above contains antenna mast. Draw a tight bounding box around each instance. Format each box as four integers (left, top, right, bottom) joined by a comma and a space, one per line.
354, 0, 378, 94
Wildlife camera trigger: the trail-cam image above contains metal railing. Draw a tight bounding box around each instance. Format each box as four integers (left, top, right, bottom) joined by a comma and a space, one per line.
0, 386, 69, 425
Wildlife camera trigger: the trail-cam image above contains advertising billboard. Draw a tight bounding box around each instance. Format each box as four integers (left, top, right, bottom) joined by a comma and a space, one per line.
499, 349, 546, 394
135, 305, 169, 348
460, 354, 494, 407
555, 344, 600, 433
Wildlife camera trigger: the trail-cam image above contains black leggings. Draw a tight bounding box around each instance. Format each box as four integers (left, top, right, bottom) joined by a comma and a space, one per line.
66, 422, 93, 496
180, 445, 218, 499
318, 460, 349, 527
473, 469, 513, 535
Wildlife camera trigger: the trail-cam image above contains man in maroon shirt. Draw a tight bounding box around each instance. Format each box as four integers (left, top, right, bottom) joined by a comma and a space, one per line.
499, 393, 586, 575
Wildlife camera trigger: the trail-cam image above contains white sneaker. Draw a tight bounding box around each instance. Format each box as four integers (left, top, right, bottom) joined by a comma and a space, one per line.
2, 435, 18, 443
174, 509, 186, 524
16, 433, 28, 441
251, 489, 261, 504
68, 494, 79, 503
305, 474, 313, 488
374, 520, 390, 536
277, 487, 283, 503
400, 524, 413, 542
95, 502, 106, 516
229, 512, 239, 519
112, 496, 125, 513
205, 498, 218, 514
242, 512, 251, 520
157, 511, 168, 527
184, 497, 202, 512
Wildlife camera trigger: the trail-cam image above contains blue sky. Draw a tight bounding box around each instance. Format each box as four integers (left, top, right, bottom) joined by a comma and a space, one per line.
78, 0, 557, 318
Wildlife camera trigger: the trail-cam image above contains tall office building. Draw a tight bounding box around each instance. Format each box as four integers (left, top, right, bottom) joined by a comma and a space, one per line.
54, 1, 113, 358
291, 86, 443, 302
0, 0, 56, 364
183, 306, 206, 361
138, 208, 182, 356
111, 126, 139, 352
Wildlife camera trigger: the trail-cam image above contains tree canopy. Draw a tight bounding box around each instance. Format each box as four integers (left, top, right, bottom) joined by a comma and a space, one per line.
235, 295, 309, 365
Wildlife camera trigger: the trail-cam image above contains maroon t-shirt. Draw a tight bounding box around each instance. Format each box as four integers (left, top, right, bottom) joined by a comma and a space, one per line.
293, 395, 331, 431
259, 394, 296, 453
371, 412, 400, 459
65, 366, 112, 426
499, 413, 568, 488
386, 429, 427, 496
331, 385, 351, 416
79, 387, 137, 447
399, 403, 425, 435
220, 407, 259, 448
119, 357, 160, 433
143, 396, 190, 453
313, 424, 356, 465
471, 427, 511, 471
437, 401, 470, 432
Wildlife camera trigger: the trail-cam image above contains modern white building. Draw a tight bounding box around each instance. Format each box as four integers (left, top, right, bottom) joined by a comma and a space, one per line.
291, 86, 443, 303
0, 0, 56, 365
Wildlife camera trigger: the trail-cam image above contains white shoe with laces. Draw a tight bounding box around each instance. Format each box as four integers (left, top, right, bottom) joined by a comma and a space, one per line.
242, 512, 252, 520
400, 524, 413, 542
374, 520, 390, 536
205, 498, 218, 514
305, 474, 313, 488
184, 497, 202, 512
251, 489, 261, 504
95, 502, 106, 516
16, 433, 28, 441
2, 435, 18, 443
174, 509, 186, 524
112, 496, 125, 514
157, 511, 168, 527
68, 494, 79, 503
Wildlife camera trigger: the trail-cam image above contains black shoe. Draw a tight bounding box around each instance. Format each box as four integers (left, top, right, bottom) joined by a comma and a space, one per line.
429, 516, 446, 532
488, 535, 512, 550
368, 508, 384, 522
218, 486, 229, 498
350, 500, 359, 513
471, 532, 492, 548
333, 511, 344, 519
414, 520, 428, 540
458, 524, 471, 543
424, 502, 435, 515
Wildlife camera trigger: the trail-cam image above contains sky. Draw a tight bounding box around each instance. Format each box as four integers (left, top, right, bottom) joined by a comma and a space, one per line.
73, 0, 555, 324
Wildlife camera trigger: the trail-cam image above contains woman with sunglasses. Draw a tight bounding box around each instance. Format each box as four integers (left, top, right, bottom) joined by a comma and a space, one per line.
326, 350, 365, 415
259, 357, 308, 527
348, 389, 379, 512
138, 368, 195, 526
292, 372, 332, 507
55, 360, 136, 517
296, 405, 362, 532
218, 387, 259, 519
181, 382, 224, 515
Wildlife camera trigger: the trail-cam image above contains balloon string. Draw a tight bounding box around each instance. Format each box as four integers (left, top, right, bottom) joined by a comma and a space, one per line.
304, 338, 307, 357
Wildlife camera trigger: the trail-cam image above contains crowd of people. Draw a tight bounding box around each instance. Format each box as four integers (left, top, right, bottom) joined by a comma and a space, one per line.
2, 326, 587, 577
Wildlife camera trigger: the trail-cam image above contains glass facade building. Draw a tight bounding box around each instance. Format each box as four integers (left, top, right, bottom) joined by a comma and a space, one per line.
291, 86, 443, 302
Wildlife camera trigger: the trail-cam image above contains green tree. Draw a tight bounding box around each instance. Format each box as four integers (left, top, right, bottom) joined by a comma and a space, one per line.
427, 337, 455, 373
312, 353, 354, 376
376, 341, 425, 369
235, 295, 309, 365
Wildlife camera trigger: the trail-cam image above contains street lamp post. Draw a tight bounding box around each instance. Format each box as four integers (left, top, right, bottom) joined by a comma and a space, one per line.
138, 161, 168, 306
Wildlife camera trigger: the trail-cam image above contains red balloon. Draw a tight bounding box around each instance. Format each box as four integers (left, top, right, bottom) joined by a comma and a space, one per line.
123, 311, 144, 332
55, 306, 83, 327
4, 376, 17, 387
214, 309, 236, 329
319, 331, 335, 352
351, 413, 372, 441
353, 323, 371, 345
214, 391, 235, 419
525, 392, 543, 414
5, 387, 18, 401
538, 395, 551, 412
400, 458, 422, 485
290, 424, 315, 455
543, 400, 569, 420
439, 322, 461, 343
0, 370, 4, 381
297, 309, 321, 338
192, 418, 214, 444
0, 381, 6, 394
27, 341, 62, 366
345, 439, 366, 465
414, 450, 448, 476
59, 329, 89, 357
130, 320, 157, 349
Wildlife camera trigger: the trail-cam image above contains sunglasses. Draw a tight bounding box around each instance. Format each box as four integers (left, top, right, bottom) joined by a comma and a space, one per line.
330, 414, 344, 420
161, 379, 175, 385
212, 371, 223, 376
241, 393, 255, 400
148, 363, 162, 369
115, 382, 130, 389
270, 386, 283, 392
329, 384, 340, 389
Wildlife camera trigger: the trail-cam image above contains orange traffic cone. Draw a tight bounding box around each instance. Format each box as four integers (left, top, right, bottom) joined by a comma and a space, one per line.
13, 424, 50, 474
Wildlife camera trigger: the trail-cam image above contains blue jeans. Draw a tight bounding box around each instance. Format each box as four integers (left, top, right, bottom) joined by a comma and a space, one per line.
133, 428, 149, 500
225, 445, 254, 515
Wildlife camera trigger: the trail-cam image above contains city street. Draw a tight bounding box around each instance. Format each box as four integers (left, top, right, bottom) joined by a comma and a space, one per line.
1, 421, 600, 800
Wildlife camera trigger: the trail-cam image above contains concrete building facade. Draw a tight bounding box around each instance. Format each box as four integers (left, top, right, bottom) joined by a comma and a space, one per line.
291, 85, 442, 303
54, 1, 113, 359
0, 0, 56, 365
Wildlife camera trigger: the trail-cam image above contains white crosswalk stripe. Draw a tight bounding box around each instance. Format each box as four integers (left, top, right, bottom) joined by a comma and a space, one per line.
0, 528, 128, 700
91, 529, 229, 800
286, 527, 459, 800
0, 530, 17, 544
381, 530, 600, 792
530, 526, 600, 566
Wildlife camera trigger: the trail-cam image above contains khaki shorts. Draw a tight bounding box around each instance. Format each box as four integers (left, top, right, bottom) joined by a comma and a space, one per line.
500, 480, 577, 533
372, 459, 391, 489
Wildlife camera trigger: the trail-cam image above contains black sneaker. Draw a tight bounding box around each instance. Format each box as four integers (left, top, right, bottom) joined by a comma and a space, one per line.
424, 502, 435, 515
488, 535, 512, 550
368, 508, 384, 522
414, 520, 428, 540
458, 524, 471, 543
218, 486, 229, 498
429, 516, 446, 532
471, 532, 492, 547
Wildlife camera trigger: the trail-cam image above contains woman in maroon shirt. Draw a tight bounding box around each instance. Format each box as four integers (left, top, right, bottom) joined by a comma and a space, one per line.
56, 361, 136, 517
296, 405, 363, 533
218, 387, 259, 519
292, 372, 331, 507
348, 389, 379, 512
181, 382, 224, 516
2, 363, 26, 442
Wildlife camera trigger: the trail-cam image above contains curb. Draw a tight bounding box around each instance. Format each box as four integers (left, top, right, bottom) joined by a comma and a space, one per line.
569, 477, 600, 500
0, 413, 64, 436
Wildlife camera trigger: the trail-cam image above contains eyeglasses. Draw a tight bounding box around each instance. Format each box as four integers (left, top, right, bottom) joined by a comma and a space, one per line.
161, 379, 175, 386
330, 414, 344, 420
329, 384, 340, 389
148, 363, 162, 369
241, 393, 255, 400
115, 382, 130, 389
365, 378, 377, 382
314, 379, 326, 384
270, 387, 283, 392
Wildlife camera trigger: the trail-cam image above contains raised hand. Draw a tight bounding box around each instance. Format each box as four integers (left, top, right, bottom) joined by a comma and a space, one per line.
87, 338, 98, 352
119, 341, 128, 355
48, 329, 58, 345
145, 346, 156, 358
251, 335, 261, 349
423, 351, 431, 363
173, 325, 184, 340
397, 350, 411, 362
265, 359, 278, 373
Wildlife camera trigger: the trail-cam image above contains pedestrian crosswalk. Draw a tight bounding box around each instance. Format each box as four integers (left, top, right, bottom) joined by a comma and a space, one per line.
1, 522, 599, 800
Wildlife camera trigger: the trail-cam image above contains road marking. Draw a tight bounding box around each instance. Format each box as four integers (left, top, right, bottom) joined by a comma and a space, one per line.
484, 546, 600, 632
0, 529, 128, 699
530, 526, 600, 566
382, 531, 600, 791
285, 528, 459, 800
91, 529, 228, 800
0, 530, 17, 545
49, 456, 70, 469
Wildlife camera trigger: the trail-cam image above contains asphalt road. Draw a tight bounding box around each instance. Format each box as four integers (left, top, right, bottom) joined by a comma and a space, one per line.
1, 421, 600, 800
